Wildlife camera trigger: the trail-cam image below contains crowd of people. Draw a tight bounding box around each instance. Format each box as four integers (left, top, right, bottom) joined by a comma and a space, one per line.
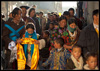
1, 5, 99, 70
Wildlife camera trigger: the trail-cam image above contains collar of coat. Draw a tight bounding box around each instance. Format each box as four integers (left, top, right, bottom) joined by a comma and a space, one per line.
71, 55, 83, 70
54, 47, 64, 52
88, 23, 96, 32
84, 64, 98, 70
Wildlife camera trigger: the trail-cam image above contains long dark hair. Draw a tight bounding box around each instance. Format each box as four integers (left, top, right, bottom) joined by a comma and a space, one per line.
68, 17, 77, 25
12, 7, 21, 18
28, 8, 35, 16
58, 16, 67, 22
26, 24, 35, 30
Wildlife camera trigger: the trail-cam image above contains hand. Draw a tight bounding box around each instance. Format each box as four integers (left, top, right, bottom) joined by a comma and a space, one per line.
42, 63, 46, 67
16, 38, 22, 43
63, 44, 67, 48
35, 40, 40, 44
63, 44, 72, 49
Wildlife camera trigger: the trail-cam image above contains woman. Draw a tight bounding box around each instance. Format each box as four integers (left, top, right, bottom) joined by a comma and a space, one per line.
2, 7, 25, 69
62, 17, 80, 53
26, 8, 41, 35
50, 16, 67, 50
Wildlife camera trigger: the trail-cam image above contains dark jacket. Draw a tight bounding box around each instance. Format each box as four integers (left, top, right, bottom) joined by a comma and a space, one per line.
66, 56, 86, 70
1, 19, 5, 50
2, 20, 25, 50
76, 23, 99, 56
32, 17, 41, 35
39, 38, 50, 58
74, 16, 83, 30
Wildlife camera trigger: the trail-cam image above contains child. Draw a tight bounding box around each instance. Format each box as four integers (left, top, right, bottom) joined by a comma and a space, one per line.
83, 52, 98, 70
48, 22, 54, 38
66, 45, 84, 70
54, 22, 59, 29
42, 37, 70, 70
37, 30, 50, 58
21, 23, 39, 70
36, 30, 50, 70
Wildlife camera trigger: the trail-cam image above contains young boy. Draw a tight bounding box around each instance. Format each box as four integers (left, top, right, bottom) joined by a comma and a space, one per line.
83, 52, 98, 70
66, 45, 84, 70
42, 37, 70, 70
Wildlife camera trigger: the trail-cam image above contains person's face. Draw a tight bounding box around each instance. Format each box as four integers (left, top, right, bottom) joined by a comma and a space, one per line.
49, 16, 54, 22
53, 15, 57, 20
65, 15, 70, 20
69, 23, 76, 29
15, 10, 22, 21
39, 13, 43, 17
94, 14, 99, 25
9, 13, 13, 18
71, 47, 81, 60
59, 19, 66, 28
54, 25, 58, 28
36, 14, 39, 17
49, 24, 54, 30
27, 28, 34, 34
86, 56, 97, 70
43, 32, 48, 38
69, 10, 74, 17
21, 8, 27, 17
47, 14, 50, 18
54, 41, 61, 49
30, 10, 35, 17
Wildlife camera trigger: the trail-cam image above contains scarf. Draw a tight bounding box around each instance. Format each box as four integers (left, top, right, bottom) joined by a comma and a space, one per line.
84, 64, 98, 70
24, 31, 37, 59
67, 24, 76, 33
17, 37, 39, 70
71, 55, 83, 70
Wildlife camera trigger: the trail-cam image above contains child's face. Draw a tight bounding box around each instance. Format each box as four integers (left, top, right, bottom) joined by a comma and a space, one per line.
49, 24, 54, 30
27, 28, 34, 34
86, 56, 97, 69
71, 47, 81, 60
54, 41, 61, 49
54, 25, 58, 28
43, 32, 48, 38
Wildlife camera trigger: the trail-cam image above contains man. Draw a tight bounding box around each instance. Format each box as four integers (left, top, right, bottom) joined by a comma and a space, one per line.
20, 6, 30, 22
45, 14, 56, 30
39, 11, 46, 33
76, 9, 99, 57
47, 12, 51, 23
2, 7, 25, 69
68, 8, 83, 30
63, 11, 70, 27
63, 11, 70, 20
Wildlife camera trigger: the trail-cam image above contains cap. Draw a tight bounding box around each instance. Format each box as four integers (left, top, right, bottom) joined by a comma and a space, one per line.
20, 6, 30, 10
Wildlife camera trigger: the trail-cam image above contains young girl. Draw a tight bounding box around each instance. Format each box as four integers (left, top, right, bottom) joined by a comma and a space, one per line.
25, 23, 37, 69
62, 18, 80, 53
17, 22, 39, 70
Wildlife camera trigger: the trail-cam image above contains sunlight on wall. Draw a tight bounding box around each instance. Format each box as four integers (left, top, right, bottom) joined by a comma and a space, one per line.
62, 1, 77, 11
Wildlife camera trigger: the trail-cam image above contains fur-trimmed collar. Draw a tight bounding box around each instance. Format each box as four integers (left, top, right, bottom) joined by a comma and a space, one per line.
71, 55, 83, 70
84, 64, 98, 70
